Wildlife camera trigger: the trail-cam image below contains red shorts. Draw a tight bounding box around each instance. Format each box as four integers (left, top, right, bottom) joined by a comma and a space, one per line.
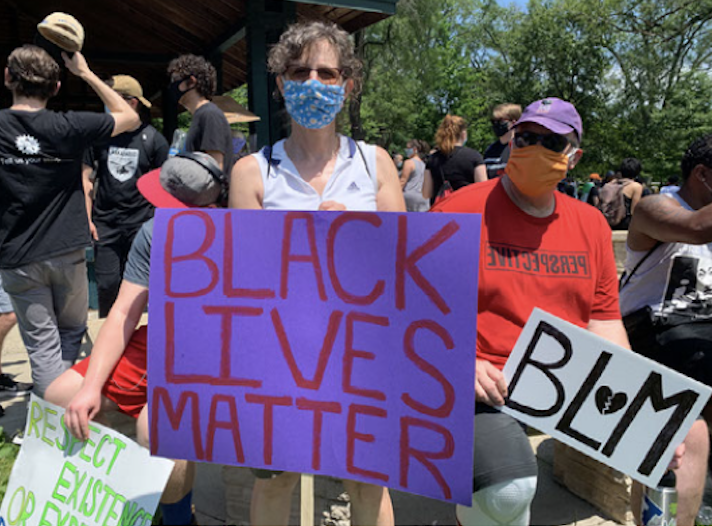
72, 325, 148, 418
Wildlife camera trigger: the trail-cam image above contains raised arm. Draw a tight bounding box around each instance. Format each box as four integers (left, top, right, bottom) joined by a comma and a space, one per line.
628, 194, 712, 249
62, 52, 140, 137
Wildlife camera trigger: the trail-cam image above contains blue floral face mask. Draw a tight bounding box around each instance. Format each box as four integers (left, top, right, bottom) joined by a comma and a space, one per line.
283, 79, 346, 129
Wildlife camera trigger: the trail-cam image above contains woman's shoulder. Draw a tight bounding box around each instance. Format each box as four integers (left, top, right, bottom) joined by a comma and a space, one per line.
461, 146, 484, 160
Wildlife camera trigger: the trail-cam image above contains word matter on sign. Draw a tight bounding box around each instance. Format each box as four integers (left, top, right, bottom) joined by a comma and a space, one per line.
502, 308, 711, 488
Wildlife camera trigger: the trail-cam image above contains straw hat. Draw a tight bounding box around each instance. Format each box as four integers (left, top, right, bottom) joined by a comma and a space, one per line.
212, 95, 260, 124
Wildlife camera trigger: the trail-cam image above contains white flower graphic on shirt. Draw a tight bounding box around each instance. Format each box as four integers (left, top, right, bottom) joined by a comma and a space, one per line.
15, 135, 41, 155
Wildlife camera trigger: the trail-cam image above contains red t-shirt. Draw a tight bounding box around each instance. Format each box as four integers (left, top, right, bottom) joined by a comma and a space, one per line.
432, 179, 620, 369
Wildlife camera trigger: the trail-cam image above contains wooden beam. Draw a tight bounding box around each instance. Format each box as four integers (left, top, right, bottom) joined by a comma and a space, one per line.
84, 51, 175, 65
288, 0, 398, 15
207, 24, 247, 55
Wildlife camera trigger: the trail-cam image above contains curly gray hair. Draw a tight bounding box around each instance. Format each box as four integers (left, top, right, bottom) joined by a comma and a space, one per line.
268, 20, 363, 95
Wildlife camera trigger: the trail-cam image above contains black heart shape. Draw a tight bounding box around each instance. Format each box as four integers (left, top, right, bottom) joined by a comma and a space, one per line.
595, 386, 628, 415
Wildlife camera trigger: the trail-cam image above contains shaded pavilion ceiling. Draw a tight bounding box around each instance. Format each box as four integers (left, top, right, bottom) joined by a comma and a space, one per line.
0, 0, 395, 114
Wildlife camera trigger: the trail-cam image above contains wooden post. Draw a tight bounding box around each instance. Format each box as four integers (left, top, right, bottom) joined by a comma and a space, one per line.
300, 474, 315, 526
246, 0, 295, 149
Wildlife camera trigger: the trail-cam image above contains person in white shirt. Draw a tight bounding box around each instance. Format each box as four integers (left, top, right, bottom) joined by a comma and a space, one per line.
229, 20, 404, 526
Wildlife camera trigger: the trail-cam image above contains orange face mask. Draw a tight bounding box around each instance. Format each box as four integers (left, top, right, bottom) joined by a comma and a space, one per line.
505, 145, 570, 198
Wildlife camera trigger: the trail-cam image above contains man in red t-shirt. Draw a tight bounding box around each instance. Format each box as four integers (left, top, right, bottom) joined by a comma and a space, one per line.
432, 98, 632, 526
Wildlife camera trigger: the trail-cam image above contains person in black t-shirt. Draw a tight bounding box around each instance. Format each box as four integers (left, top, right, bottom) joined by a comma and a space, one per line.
483, 103, 521, 180
167, 55, 233, 179
0, 46, 139, 397
83, 75, 169, 317
422, 114, 486, 205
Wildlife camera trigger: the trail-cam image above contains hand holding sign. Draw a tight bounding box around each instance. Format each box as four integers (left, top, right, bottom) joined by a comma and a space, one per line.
0, 396, 173, 526
501, 309, 711, 487
475, 358, 508, 406
64, 385, 104, 441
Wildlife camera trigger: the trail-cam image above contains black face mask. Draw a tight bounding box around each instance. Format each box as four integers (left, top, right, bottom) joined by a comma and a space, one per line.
168, 77, 191, 104
492, 120, 510, 138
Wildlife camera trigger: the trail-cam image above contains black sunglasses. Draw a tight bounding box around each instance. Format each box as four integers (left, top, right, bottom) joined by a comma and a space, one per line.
514, 131, 571, 153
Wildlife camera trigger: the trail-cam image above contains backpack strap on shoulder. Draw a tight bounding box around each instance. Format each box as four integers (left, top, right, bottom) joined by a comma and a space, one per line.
619, 241, 663, 290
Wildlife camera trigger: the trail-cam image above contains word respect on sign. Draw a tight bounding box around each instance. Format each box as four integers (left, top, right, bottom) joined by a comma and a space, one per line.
0, 396, 173, 526
147, 209, 480, 505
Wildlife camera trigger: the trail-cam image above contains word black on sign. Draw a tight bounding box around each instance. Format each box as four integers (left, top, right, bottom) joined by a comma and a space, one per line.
501, 309, 711, 487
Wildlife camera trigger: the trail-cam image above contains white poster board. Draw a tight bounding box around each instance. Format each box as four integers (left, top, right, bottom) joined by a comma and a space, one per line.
0, 395, 174, 526
502, 308, 711, 487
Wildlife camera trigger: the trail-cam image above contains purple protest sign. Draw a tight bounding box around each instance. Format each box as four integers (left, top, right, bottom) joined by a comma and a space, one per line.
147, 209, 479, 505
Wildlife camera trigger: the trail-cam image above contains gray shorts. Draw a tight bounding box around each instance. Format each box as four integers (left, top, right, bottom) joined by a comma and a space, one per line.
473, 403, 538, 492
0, 275, 13, 314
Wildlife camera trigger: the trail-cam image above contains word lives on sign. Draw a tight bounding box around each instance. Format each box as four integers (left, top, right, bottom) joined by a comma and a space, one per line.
147, 209, 480, 504
0, 396, 173, 526
502, 308, 711, 487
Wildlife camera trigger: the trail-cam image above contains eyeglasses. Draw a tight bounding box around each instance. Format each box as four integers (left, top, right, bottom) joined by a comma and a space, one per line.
284, 65, 345, 85
513, 131, 571, 153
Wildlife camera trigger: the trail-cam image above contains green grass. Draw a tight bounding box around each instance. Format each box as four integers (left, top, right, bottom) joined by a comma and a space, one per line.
0, 427, 21, 502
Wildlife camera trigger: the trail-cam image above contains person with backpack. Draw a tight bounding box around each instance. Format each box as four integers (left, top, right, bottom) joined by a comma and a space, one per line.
82, 75, 169, 317
598, 157, 644, 230
619, 134, 712, 526
422, 114, 487, 206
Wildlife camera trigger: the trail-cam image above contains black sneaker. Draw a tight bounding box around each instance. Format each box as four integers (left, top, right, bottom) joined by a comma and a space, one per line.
0, 374, 33, 395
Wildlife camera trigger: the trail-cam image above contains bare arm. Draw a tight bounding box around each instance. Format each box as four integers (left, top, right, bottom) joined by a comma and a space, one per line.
587, 318, 630, 349
628, 194, 712, 249
422, 169, 434, 199
229, 155, 264, 210
204, 150, 224, 172
399, 159, 414, 190
474, 164, 487, 183
82, 164, 98, 241
630, 182, 644, 214
64, 281, 148, 439
62, 52, 140, 137
375, 146, 406, 212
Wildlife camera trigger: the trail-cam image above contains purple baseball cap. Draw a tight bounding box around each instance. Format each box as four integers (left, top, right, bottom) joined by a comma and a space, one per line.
517, 97, 583, 141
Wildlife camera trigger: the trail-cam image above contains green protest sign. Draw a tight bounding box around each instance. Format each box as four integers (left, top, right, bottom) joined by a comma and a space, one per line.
0, 395, 173, 526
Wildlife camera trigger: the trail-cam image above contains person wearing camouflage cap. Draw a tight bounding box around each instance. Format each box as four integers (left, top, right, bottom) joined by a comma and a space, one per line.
82, 74, 169, 318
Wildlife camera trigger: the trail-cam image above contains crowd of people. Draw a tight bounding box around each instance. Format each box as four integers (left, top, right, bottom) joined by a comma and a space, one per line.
0, 12, 710, 526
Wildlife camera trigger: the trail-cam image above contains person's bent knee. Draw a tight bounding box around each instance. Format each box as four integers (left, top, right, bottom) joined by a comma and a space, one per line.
456, 476, 537, 526
254, 471, 300, 494
343, 480, 387, 502
44, 369, 83, 408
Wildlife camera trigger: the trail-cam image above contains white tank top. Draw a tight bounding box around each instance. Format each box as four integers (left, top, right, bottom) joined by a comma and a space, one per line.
620, 191, 712, 322
252, 135, 378, 211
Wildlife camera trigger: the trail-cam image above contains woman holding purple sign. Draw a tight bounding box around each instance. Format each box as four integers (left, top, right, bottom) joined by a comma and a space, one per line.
230, 20, 404, 526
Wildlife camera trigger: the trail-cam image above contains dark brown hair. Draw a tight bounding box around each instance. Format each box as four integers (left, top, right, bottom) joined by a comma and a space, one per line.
167, 54, 217, 100
6, 45, 60, 100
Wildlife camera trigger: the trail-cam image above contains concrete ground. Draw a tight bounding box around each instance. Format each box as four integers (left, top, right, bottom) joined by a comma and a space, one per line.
0, 316, 625, 526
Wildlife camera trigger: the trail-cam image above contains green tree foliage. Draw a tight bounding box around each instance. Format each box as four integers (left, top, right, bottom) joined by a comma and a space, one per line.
355, 0, 712, 182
